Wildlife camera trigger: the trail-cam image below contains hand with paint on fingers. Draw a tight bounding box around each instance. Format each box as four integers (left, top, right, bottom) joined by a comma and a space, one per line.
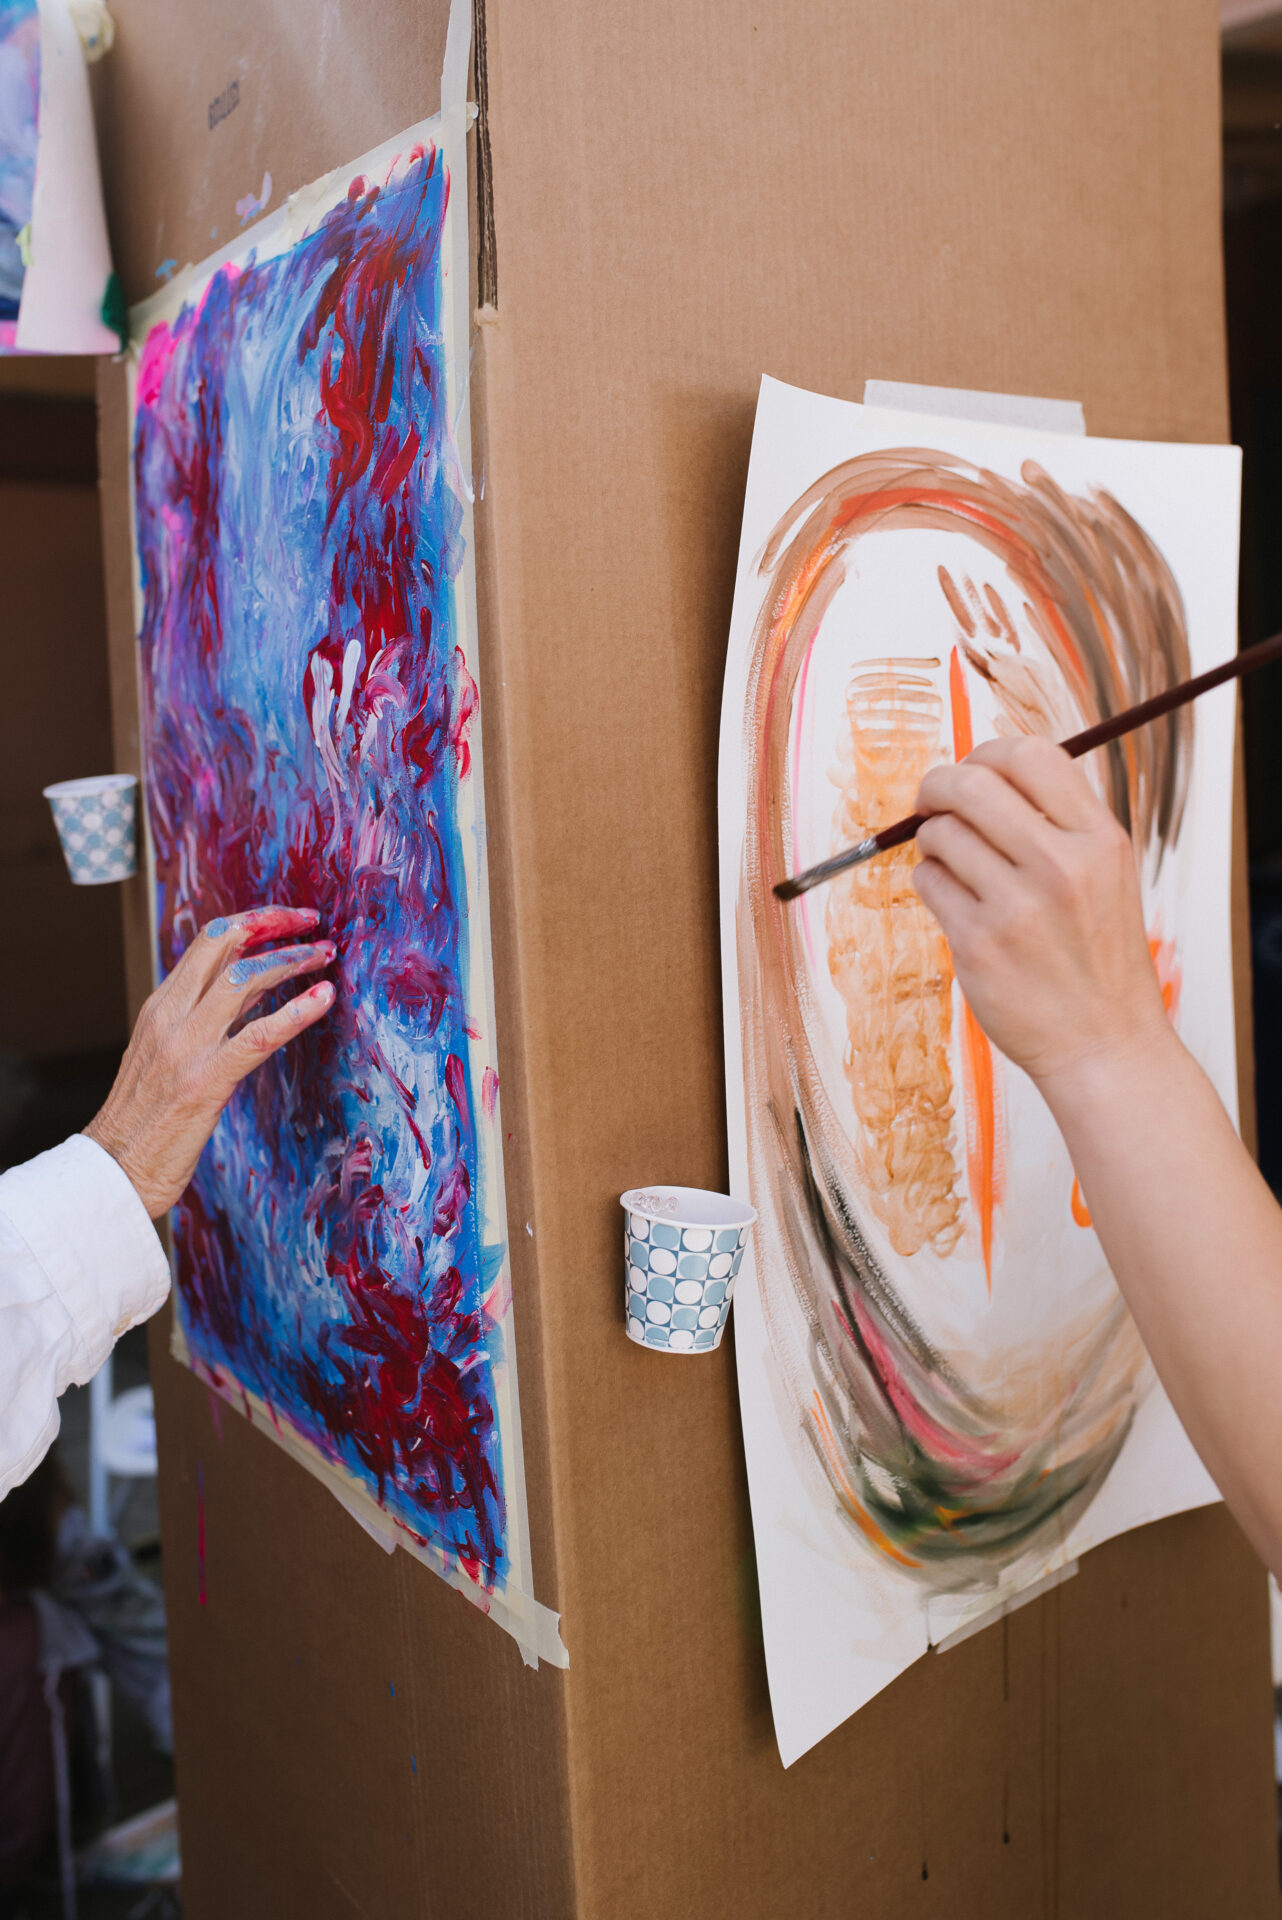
910, 735, 1174, 1093
84, 907, 336, 1218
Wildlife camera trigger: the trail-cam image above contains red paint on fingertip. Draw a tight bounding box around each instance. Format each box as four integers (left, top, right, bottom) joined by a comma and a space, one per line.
237, 906, 325, 953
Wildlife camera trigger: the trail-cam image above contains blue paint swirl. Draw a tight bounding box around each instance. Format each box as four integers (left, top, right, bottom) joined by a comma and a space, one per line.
134, 148, 507, 1586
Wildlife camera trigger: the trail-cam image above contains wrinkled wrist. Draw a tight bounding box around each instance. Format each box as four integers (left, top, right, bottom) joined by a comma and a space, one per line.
83, 1114, 165, 1220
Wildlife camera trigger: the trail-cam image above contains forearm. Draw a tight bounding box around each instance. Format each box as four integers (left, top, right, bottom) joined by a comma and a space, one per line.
1039, 1032, 1282, 1575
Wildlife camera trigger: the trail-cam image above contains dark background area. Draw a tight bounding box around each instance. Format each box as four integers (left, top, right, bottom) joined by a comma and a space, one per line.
0, 350, 124, 1168
1225, 17, 1282, 1197
0, 351, 174, 1916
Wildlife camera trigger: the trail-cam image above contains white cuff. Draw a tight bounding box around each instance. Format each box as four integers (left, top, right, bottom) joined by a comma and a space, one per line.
0, 1135, 170, 1370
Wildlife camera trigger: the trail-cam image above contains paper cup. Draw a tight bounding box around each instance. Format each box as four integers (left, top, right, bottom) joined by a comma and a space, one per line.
621, 1185, 756, 1354
43, 774, 138, 884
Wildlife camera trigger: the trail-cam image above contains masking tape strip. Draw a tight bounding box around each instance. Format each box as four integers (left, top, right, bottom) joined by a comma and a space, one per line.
863, 378, 1086, 437
931, 1560, 1080, 1656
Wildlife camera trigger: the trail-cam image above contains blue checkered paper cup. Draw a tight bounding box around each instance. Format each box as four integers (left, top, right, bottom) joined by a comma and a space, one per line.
43, 774, 138, 885
621, 1186, 757, 1354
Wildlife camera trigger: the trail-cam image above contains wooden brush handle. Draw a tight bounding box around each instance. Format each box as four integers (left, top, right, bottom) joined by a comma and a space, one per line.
776, 629, 1282, 901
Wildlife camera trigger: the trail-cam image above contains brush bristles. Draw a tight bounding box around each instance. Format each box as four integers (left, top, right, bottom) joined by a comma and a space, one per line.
774, 835, 881, 901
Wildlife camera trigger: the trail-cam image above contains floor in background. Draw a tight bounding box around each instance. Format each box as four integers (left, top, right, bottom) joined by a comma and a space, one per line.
12, 1362, 179, 1919
65, 1329, 177, 1920
11, 1337, 176, 1915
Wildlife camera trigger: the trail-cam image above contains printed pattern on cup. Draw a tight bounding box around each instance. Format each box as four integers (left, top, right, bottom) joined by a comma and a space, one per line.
47, 786, 138, 884
624, 1214, 748, 1353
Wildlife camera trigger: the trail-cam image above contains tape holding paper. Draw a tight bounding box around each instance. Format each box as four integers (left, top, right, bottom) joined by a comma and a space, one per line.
862, 378, 1086, 437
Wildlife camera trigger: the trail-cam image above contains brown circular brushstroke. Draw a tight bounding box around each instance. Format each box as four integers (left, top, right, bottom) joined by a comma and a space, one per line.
738, 449, 1192, 1587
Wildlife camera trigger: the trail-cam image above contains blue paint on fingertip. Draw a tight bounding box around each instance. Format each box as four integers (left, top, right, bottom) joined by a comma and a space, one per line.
229, 942, 332, 987
229, 950, 291, 986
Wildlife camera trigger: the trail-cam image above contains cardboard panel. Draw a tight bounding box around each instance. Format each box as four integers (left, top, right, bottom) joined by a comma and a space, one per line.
477, 0, 1276, 1912
94, 0, 1278, 1915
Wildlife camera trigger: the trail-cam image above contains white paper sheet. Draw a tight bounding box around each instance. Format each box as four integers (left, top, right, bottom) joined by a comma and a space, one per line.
718, 376, 1241, 1765
12, 0, 115, 353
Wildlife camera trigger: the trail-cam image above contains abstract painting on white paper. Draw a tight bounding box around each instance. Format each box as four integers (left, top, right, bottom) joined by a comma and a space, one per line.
717, 376, 1241, 1765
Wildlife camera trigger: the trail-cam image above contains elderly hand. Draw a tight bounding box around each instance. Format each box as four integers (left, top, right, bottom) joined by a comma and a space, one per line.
84, 906, 336, 1218
911, 736, 1173, 1092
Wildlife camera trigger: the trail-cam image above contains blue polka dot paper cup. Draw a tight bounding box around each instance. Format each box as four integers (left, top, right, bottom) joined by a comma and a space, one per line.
43, 774, 138, 885
621, 1185, 757, 1355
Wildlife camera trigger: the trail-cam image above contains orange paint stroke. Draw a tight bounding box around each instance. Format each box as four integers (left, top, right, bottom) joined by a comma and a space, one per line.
1148, 928, 1182, 1020
744, 449, 1191, 1578
961, 1003, 1000, 1290
825, 659, 962, 1257
1070, 1177, 1092, 1228
949, 647, 1002, 1290
949, 644, 974, 759
809, 1393, 920, 1568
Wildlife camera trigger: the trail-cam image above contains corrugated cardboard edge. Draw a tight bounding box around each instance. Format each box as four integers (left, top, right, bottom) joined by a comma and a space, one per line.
464, 298, 585, 1683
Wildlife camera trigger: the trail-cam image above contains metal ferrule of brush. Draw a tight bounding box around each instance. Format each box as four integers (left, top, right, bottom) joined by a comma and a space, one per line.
775, 835, 881, 901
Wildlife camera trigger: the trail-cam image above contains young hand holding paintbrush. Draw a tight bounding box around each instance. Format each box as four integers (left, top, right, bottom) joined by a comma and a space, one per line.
804, 660, 1282, 1582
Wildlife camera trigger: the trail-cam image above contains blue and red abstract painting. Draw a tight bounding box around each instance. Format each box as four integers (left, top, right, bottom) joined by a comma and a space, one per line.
131, 132, 540, 1644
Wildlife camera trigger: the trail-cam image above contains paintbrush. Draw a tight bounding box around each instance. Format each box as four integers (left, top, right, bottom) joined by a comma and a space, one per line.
774, 628, 1282, 902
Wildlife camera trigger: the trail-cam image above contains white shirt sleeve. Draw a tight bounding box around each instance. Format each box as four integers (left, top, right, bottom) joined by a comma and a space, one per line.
0, 1134, 171, 1500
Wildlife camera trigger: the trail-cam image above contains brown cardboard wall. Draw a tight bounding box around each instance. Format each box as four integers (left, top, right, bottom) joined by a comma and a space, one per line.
95, 0, 1279, 1915
474, 2, 1277, 1912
